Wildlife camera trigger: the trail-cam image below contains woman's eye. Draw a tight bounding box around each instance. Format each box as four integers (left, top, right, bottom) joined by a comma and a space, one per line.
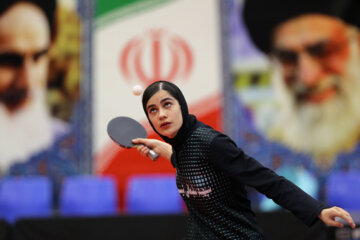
149, 108, 157, 114
164, 102, 172, 108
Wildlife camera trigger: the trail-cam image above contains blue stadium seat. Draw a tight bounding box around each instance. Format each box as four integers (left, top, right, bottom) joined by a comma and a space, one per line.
125, 174, 184, 215
327, 171, 360, 211
59, 175, 118, 216
0, 176, 52, 223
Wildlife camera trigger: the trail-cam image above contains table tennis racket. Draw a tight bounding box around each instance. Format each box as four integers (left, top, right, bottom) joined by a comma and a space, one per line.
107, 116, 159, 161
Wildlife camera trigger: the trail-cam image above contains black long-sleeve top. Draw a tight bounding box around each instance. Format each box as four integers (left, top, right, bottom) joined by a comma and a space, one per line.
171, 123, 327, 240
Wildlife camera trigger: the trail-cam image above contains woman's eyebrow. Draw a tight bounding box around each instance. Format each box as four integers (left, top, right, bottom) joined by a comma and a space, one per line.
146, 104, 155, 111
147, 97, 174, 111
160, 97, 174, 103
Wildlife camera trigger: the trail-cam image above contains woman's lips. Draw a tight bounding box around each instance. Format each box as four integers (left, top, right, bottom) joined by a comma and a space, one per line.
160, 122, 171, 128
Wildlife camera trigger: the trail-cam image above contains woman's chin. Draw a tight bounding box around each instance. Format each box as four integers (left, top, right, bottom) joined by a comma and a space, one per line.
160, 130, 178, 139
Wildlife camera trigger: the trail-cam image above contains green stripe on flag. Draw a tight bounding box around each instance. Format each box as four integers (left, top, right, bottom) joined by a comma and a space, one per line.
95, 0, 177, 28
96, 0, 143, 18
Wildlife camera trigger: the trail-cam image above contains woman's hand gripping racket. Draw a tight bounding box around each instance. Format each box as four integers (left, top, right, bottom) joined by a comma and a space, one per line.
107, 116, 159, 161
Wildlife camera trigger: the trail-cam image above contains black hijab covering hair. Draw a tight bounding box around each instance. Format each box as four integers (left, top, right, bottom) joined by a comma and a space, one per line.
142, 81, 199, 149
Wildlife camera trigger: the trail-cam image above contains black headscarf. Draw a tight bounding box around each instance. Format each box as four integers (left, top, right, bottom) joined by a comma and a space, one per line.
142, 81, 199, 150
243, 0, 360, 53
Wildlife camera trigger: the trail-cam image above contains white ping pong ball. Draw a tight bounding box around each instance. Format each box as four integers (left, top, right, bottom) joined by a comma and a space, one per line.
132, 85, 143, 96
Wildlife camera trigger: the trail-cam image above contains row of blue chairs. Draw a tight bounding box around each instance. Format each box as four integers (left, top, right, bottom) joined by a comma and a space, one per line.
1, 171, 358, 223
0, 174, 184, 224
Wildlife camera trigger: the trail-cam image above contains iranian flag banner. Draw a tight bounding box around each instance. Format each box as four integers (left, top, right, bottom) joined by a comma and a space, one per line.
94, 0, 224, 209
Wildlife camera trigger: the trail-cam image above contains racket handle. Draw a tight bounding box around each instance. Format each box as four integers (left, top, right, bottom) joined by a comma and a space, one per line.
149, 149, 159, 161
137, 143, 159, 161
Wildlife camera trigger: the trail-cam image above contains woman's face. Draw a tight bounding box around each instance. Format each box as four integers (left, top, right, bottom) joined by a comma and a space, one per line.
146, 89, 183, 138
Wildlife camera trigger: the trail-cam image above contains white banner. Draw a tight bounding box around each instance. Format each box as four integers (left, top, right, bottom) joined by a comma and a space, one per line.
94, 0, 223, 156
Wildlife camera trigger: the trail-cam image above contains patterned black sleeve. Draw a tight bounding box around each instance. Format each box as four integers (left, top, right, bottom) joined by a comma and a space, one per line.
209, 133, 327, 226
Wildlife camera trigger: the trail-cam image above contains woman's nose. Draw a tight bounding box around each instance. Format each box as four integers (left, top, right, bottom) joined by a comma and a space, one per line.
158, 108, 167, 119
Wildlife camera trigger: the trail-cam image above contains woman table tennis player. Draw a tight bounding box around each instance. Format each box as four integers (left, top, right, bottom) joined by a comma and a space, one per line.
133, 80, 355, 240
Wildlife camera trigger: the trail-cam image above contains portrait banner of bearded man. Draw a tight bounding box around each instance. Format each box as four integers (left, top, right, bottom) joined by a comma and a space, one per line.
242, 0, 360, 169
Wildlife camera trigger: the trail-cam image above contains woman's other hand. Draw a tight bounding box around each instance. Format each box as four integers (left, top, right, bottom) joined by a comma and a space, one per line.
318, 206, 356, 228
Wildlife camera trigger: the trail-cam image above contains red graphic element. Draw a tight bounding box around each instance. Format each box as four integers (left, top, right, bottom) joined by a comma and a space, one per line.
120, 29, 193, 86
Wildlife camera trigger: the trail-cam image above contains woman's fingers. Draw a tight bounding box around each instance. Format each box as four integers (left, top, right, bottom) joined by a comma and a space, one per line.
328, 219, 344, 228
320, 207, 356, 229
334, 207, 356, 228
136, 144, 150, 157
133, 138, 157, 158
132, 138, 172, 160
